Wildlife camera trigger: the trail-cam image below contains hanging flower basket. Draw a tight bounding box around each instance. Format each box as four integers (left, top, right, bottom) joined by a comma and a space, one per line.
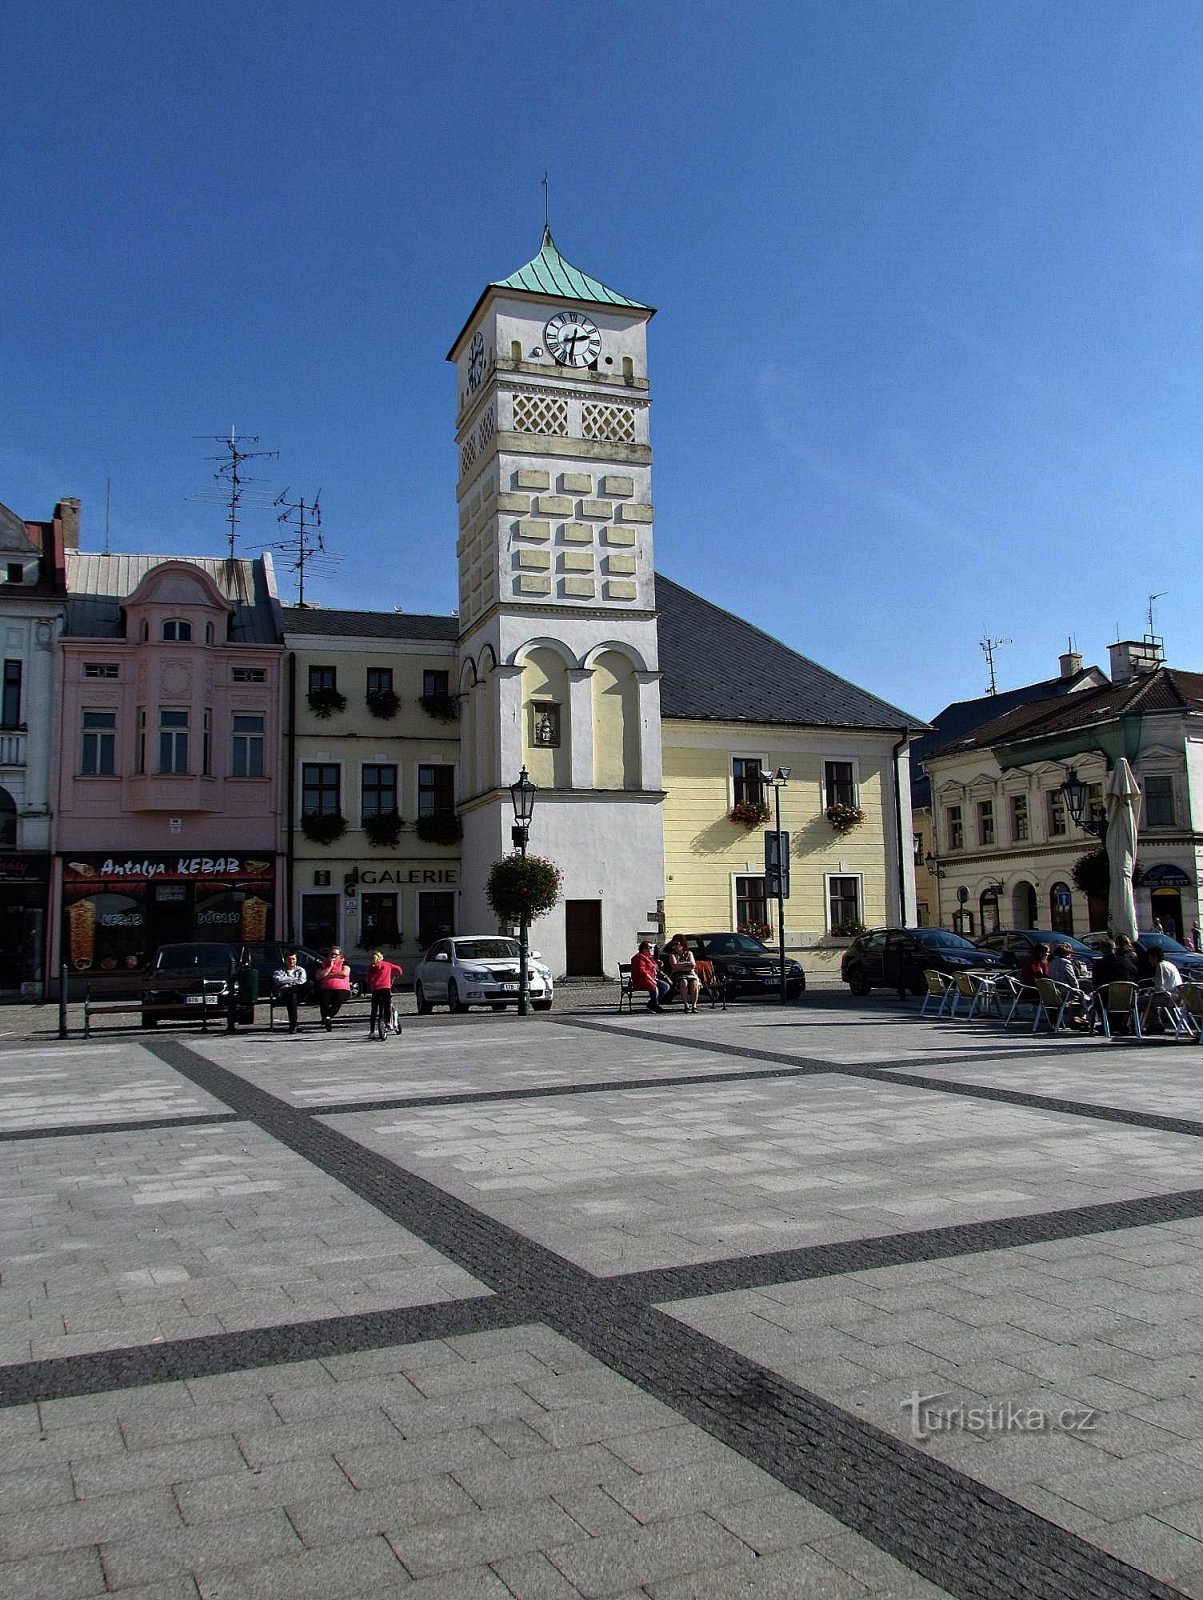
362, 810, 404, 848
831, 918, 867, 938
1072, 848, 1109, 898
737, 921, 773, 944
419, 691, 459, 723
365, 689, 400, 720
728, 800, 770, 827
300, 810, 347, 845
307, 686, 347, 719
826, 803, 865, 834
415, 811, 463, 847
486, 853, 563, 923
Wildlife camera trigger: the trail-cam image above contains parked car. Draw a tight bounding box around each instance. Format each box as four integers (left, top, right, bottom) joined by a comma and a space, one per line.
841, 927, 1005, 998
413, 936, 554, 1013
974, 930, 1097, 976
143, 942, 257, 1026
237, 941, 367, 1001
1080, 930, 1203, 983
680, 933, 805, 1000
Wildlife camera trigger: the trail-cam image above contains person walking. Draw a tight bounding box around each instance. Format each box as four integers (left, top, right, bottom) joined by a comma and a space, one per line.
364, 950, 404, 1040
315, 947, 352, 1031
631, 940, 672, 1013
666, 934, 701, 1013
271, 950, 308, 1034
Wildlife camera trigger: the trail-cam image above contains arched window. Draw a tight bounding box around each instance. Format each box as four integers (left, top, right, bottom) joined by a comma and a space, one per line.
161, 619, 192, 642
979, 887, 1001, 936
1050, 881, 1074, 936
0, 787, 15, 848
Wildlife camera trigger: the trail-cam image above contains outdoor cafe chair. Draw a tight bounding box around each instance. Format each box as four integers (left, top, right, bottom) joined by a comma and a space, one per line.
1178, 983, 1203, 1040
1092, 980, 1143, 1040
1032, 976, 1081, 1034
950, 970, 1000, 1021
919, 969, 955, 1018
1140, 984, 1196, 1040
998, 974, 1038, 1029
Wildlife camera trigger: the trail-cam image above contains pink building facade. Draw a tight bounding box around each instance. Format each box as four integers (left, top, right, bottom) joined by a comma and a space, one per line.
51, 555, 284, 981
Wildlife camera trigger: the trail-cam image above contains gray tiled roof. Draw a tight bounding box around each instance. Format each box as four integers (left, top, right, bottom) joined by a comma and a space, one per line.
64, 553, 282, 644
283, 607, 459, 642
0, 502, 41, 556
655, 574, 923, 731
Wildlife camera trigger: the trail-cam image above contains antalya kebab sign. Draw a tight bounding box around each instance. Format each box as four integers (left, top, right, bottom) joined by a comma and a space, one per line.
63, 854, 275, 883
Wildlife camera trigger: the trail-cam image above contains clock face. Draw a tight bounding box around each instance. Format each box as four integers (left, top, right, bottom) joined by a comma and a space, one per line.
466, 331, 486, 391
544, 311, 602, 367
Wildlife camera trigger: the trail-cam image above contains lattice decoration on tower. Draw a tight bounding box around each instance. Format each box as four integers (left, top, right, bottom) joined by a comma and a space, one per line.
460, 435, 477, 477
582, 403, 636, 443
477, 407, 496, 451
513, 394, 568, 434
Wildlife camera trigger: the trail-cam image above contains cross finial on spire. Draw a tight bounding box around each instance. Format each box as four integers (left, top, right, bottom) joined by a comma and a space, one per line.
542, 171, 550, 231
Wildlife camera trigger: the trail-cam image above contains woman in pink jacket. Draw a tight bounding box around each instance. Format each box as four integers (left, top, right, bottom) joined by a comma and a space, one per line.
365, 950, 404, 1040
315, 947, 352, 1031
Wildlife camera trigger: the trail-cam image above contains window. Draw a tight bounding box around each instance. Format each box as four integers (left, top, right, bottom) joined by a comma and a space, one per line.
158, 709, 189, 774
1047, 789, 1067, 837
1087, 783, 1106, 833
824, 761, 856, 809
81, 709, 116, 775
828, 875, 862, 934
1050, 881, 1074, 936
231, 713, 265, 778
161, 619, 192, 642
5, 563, 22, 584
366, 667, 393, 697
302, 763, 340, 817
135, 709, 146, 774
1144, 775, 1175, 827
1, 661, 20, 728
202, 709, 212, 776
732, 757, 764, 809
532, 703, 561, 747
418, 891, 455, 947
308, 665, 337, 693
418, 763, 455, 817
361, 763, 398, 818
1010, 794, 1029, 842
977, 799, 995, 847
913, 833, 924, 865
735, 875, 769, 936
423, 669, 450, 698
362, 893, 400, 945
231, 666, 266, 683
945, 804, 963, 851
84, 663, 119, 679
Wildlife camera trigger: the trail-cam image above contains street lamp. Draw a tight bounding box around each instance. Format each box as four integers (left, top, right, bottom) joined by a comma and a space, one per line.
1060, 767, 1106, 839
760, 767, 791, 1003
924, 850, 946, 929
508, 767, 537, 1017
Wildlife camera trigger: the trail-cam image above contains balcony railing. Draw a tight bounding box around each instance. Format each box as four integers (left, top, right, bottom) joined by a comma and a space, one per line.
0, 730, 26, 767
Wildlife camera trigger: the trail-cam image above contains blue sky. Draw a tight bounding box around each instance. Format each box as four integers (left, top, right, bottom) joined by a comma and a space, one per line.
6, 1, 1203, 719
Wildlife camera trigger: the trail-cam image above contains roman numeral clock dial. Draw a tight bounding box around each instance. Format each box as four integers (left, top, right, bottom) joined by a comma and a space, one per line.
544, 311, 602, 367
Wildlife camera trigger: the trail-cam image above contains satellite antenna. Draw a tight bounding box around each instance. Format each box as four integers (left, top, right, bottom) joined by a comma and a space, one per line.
192, 429, 279, 561
979, 633, 1011, 696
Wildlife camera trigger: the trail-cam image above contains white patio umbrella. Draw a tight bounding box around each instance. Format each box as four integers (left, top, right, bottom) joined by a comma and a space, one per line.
1106, 758, 1141, 940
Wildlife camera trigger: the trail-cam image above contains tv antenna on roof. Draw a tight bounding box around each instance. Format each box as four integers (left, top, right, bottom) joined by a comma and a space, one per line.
192, 429, 279, 561
980, 632, 1011, 696
265, 488, 340, 608
1147, 591, 1167, 637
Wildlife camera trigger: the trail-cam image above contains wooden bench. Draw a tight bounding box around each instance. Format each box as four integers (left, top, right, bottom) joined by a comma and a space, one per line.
617, 960, 726, 1012
83, 978, 236, 1038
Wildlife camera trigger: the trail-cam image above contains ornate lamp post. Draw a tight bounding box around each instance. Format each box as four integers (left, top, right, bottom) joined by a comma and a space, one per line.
761, 767, 791, 1002
509, 767, 537, 1017
924, 851, 946, 929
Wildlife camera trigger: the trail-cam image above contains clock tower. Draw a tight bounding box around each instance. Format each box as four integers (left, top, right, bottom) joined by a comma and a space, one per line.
447, 228, 665, 977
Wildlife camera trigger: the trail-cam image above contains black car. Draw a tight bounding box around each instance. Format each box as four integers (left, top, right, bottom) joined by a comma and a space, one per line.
143, 943, 256, 1026
1080, 930, 1203, 984
841, 927, 1005, 998
974, 930, 1097, 975
682, 933, 806, 1000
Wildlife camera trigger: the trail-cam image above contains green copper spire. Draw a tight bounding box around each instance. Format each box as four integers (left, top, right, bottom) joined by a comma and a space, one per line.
491, 226, 648, 309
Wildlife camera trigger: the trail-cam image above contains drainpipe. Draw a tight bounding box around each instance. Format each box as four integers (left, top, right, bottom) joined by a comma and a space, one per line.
285, 652, 296, 941
892, 728, 910, 925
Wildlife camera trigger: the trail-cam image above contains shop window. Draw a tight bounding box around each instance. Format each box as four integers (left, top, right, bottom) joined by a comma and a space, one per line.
362, 764, 398, 819
977, 799, 995, 847
1144, 775, 1175, 827
945, 804, 963, 851
366, 667, 393, 696
1010, 794, 1029, 842
732, 757, 764, 809
81, 709, 117, 776
231, 713, 265, 778
161, 619, 192, 642
735, 874, 769, 937
532, 702, 561, 747
1, 660, 20, 728
301, 762, 340, 816
827, 874, 862, 935
824, 761, 856, 809
423, 668, 450, 698
418, 763, 455, 818
0, 787, 14, 847
158, 709, 189, 774
300, 893, 340, 952
362, 893, 401, 945
1046, 789, 1067, 837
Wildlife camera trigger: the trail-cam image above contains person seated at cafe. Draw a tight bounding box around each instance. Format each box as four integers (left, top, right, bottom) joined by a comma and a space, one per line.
666, 934, 701, 1013
271, 950, 308, 1034
631, 940, 672, 1013
1018, 943, 1050, 990
1048, 942, 1091, 1030
1095, 936, 1140, 1033
1144, 950, 1184, 1034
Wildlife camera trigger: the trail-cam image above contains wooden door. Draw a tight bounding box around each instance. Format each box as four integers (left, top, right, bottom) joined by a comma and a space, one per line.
564, 900, 602, 976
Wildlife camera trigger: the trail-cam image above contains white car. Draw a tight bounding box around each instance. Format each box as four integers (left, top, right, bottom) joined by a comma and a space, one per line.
413, 935, 555, 1013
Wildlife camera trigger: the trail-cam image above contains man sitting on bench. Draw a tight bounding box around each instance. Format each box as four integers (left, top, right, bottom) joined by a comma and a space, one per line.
631, 941, 672, 1013
271, 950, 308, 1034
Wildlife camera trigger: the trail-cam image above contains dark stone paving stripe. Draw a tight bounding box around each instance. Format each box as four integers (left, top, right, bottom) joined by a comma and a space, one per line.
614, 1184, 1203, 1303
0, 1112, 241, 1143
0, 1294, 523, 1407
116, 1036, 1181, 1600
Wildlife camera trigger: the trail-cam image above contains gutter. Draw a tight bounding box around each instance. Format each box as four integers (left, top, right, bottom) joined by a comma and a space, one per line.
892, 728, 910, 924
285, 651, 296, 941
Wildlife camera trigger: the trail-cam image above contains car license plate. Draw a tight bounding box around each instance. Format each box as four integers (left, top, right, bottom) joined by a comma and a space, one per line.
500, 983, 518, 992
183, 995, 205, 1004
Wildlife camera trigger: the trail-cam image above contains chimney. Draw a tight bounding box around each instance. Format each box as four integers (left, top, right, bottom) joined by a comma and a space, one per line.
1059, 649, 1082, 679
55, 498, 80, 550
1109, 638, 1164, 683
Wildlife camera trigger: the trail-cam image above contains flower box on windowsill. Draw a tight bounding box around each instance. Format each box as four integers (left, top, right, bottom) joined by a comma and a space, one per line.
307, 686, 347, 719
362, 811, 405, 849
419, 691, 459, 723
300, 811, 347, 845
365, 689, 400, 720
728, 801, 770, 827
829, 918, 867, 939
825, 803, 865, 834
414, 812, 463, 846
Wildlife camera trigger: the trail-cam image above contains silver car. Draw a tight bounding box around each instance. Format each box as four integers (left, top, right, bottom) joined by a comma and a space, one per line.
413, 935, 554, 1013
